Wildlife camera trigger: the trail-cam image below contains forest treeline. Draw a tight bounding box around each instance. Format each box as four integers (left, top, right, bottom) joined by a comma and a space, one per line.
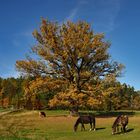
0, 76, 140, 111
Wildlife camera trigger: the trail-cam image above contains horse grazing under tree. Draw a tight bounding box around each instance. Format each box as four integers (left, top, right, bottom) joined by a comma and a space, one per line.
74, 115, 96, 132
112, 115, 128, 135
39, 111, 46, 117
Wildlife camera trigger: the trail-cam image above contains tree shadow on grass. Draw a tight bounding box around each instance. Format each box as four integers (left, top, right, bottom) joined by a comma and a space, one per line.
126, 128, 134, 133
78, 111, 135, 118
114, 128, 134, 135
78, 127, 106, 132
96, 111, 135, 117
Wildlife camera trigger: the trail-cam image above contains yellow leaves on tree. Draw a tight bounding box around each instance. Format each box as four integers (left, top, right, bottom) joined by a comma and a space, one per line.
49, 90, 86, 109
23, 77, 67, 99
15, 18, 124, 109
16, 18, 124, 91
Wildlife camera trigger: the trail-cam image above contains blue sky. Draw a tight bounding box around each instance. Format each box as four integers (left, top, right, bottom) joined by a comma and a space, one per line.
0, 0, 140, 90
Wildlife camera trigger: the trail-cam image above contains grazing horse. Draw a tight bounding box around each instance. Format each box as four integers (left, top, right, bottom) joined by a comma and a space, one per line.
39, 111, 46, 117
112, 115, 128, 135
74, 115, 96, 132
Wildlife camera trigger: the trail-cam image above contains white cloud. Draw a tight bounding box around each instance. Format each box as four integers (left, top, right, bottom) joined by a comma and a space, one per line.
65, 7, 79, 21
12, 39, 21, 47
63, 0, 121, 33
21, 29, 33, 38
105, 0, 120, 32
12, 29, 34, 47
64, 0, 88, 22
94, 0, 121, 33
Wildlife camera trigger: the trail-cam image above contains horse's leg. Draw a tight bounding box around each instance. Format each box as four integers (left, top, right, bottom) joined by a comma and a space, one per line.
120, 125, 126, 134
89, 122, 92, 131
121, 126, 123, 132
93, 118, 96, 131
83, 124, 85, 131
80, 124, 82, 131
81, 123, 85, 131
117, 125, 119, 133
123, 125, 127, 133
122, 125, 124, 133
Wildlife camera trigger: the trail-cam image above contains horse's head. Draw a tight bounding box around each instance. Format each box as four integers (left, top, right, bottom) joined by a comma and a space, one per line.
74, 125, 78, 132
112, 126, 116, 135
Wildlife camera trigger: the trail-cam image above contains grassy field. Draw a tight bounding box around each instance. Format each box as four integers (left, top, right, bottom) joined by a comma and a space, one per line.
0, 110, 140, 140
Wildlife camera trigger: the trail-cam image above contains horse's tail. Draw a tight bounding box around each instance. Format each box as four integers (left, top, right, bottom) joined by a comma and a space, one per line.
124, 115, 128, 122
122, 115, 129, 125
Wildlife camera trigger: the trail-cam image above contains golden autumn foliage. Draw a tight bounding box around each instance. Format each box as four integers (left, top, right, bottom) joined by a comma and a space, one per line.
49, 86, 89, 109
0, 76, 138, 110
23, 77, 67, 96
16, 18, 124, 90
49, 83, 104, 109
15, 18, 125, 109
22, 77, 68, 109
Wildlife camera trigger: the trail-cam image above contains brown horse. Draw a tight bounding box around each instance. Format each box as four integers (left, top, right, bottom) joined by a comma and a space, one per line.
39, 111, 46, 117
74, 115, 96, 132
112, 115, 128, 135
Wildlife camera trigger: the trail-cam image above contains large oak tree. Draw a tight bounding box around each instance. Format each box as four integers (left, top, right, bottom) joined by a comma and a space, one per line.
16, 18, 124, 109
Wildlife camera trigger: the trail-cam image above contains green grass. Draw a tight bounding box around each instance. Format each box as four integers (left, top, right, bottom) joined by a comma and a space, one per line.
44, 110, 69, 116
0, 107, 11, 112
0, 110, 140, 140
